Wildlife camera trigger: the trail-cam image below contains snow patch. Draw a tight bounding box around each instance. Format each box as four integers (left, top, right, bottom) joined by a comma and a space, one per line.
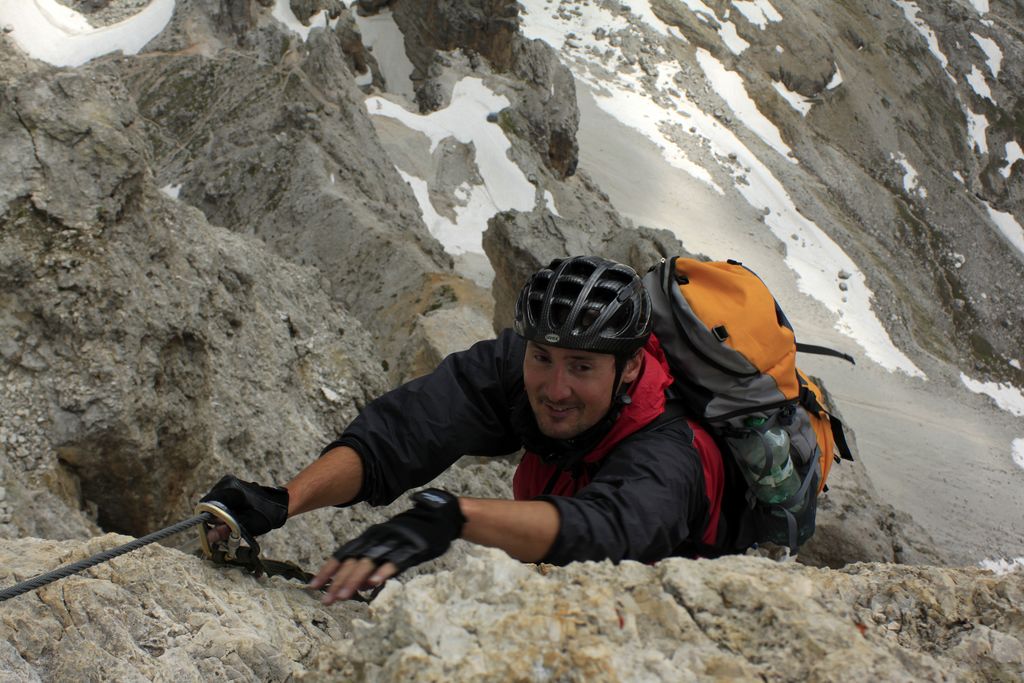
772, 81, 813, 116
966, 109, 989, 155
893, 1, 955, 83
718, 20, 750, 55
826, 66, 843, 90
984, 204, 1024, 259
1001, 141, 1023, 178
696, 49, 794, 161
160, 184, 181, 199
544, 191, 560, 217
653, 0, 750, 55
971, 32, 1001, 78
966, 0, 990, 13
966, 65, 994, 103
1015, 439, 1024, 471
961, 373, 1024, 417
731, 0, 783, 29
893, 153, 926, 198
321, 386, 340, 403
952, 170, 964, 183
367, 79, 535, 254
1011, 359, 1022, 371
0, 0, 174, 67
980, 556, 1024, 574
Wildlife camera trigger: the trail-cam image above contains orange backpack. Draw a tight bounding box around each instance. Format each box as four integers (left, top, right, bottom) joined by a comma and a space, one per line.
643, 257, 854, 551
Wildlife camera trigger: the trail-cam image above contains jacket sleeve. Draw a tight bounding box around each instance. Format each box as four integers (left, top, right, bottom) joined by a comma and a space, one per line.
536, 422, 708, 565
324, 329, 526, 506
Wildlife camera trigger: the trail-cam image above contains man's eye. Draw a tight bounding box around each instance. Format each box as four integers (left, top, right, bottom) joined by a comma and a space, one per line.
572, 364, 592, 373
533, 354, 550, 363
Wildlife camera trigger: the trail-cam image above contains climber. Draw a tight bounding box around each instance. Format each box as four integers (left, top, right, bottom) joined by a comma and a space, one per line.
200, 256, 724, 604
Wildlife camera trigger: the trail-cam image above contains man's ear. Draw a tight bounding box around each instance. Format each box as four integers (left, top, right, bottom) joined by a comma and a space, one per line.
621, 349, 644, 384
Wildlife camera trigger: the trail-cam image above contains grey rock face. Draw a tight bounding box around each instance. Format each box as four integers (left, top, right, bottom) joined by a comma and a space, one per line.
0, 536, 357, 680
313, 550, 1024, 681
384, 0, 581, 178
0, 57, 388, 557
290, 0, 343, 25
123, 4, 465, 381
2, 539, 1020, 681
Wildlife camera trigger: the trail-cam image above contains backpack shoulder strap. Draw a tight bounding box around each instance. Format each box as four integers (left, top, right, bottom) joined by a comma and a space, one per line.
796, 342, 856, 365
798, 384, 855, 462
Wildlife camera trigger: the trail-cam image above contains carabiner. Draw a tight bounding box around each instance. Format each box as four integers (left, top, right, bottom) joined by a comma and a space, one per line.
195, 501, 260, 563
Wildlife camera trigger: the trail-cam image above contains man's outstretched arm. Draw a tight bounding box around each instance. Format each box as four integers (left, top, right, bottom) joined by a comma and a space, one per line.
284, 445, 365, 516
202, 445, 366, 545
459, 497, 559, 563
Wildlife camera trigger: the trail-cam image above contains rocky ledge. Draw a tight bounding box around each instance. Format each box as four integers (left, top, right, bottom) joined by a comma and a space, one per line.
1, 538, 1021, 681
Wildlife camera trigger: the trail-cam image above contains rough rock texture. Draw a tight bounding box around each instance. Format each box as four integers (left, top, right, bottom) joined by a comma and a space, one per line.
0, 536, 358, 680
0, 56, 390, 557
334, 10, 383, 90
383, 0, 581, 178
313, 550, 1024, 682
391, 272, 496, 382
121, 1, 479, 383
2, 539, 1021, 681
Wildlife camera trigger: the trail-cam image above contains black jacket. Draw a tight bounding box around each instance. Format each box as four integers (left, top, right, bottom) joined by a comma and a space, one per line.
324, 329, 712, 565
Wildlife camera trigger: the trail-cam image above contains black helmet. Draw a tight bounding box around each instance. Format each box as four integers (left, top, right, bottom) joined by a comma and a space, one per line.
514, 256, 652, 356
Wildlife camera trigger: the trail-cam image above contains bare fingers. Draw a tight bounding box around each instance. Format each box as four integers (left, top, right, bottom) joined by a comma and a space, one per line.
205, 523, 231, 545
310, 557, 400, 604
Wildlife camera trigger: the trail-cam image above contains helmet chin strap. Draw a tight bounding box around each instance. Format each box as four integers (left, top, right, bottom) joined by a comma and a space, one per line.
612, 357, 628, 404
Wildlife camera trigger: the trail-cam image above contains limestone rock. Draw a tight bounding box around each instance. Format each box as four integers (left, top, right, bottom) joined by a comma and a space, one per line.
386, 0, 580, 178
0, 535, 357, 680
0, 58, 389, 566
394, 277, 496, 383
312, 550, 1024, 681
3, 540, 1020, 682
121, 2, 461, 383
290, 0, 343, 25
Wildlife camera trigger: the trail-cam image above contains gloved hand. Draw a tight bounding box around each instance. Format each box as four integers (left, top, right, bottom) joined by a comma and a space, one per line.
199, 474, 289, 538
312, 488, 465, 603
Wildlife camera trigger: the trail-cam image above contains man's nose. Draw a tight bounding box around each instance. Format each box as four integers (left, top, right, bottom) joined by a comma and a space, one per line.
546, 365, 572, 401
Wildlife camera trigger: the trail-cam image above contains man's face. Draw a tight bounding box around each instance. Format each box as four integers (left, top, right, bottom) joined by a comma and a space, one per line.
523, 341, 642, 440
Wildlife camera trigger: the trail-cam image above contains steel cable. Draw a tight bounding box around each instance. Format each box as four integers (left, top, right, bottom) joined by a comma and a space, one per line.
0, 513, 212, 602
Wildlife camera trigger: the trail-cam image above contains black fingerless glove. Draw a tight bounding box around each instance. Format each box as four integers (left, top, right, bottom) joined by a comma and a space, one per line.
332, 488, 465, 574
200, 474, 289, 537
